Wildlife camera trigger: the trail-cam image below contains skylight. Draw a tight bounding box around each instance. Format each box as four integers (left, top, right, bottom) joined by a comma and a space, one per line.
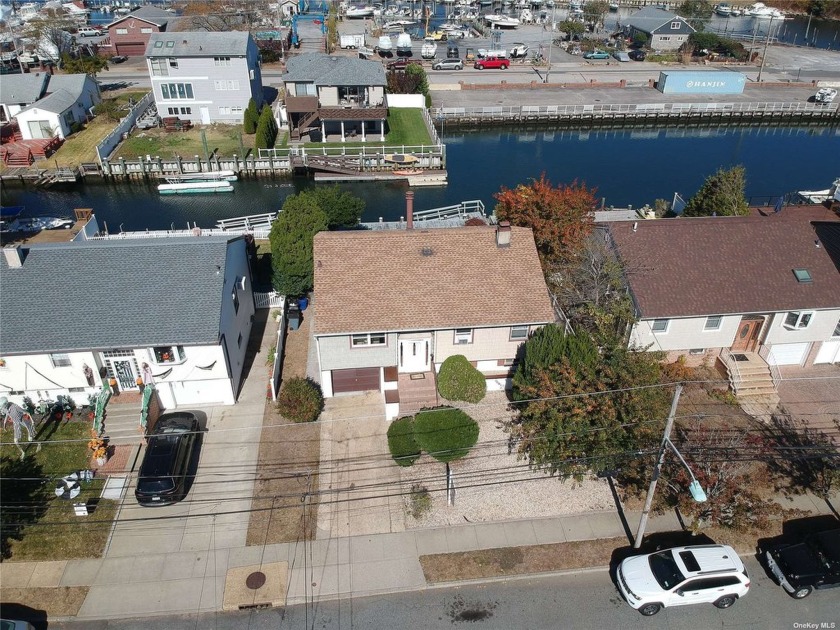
792, 269, 812, 283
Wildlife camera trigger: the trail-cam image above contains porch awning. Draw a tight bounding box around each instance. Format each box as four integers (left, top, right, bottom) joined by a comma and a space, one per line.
318, 107, 388, 121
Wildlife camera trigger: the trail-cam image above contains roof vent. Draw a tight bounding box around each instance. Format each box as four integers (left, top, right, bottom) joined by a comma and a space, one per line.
792, 269, 812, 283
421, 247, 433, 256
3, 246, 24, 268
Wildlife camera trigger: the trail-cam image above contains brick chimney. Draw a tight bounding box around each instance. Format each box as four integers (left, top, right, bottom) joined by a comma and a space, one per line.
496, 221, 511, 248
3, 246, 24, 268
405, 190, 414, 230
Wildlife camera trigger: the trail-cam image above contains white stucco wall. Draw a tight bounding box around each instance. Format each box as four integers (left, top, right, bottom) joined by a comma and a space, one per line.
630, 315, 741, 352
0, 351, 101, 406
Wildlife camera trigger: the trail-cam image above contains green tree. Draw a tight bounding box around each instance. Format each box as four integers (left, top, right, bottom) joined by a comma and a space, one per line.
255, 106, 277, 150
678, 0, 713, 31
244, 98, 258, 134
510, 328, 669, 480
93, 98, 123, 123
308, 185, 364, 229
60, 53, 109, 75
632, 31, 649, 47
414, 408, 479, 463
683, 165, 749, 217
559, 20, 586, 40
387, 417, 421, 466
269, 194, 329, 296
583, 0, 609, 27
437, 355, 486, 404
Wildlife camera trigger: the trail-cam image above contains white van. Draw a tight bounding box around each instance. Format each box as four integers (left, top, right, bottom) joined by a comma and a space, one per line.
77, 26, 103, 37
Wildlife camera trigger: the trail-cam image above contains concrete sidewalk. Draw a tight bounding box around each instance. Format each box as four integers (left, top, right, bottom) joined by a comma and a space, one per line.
4, 491, 838, 619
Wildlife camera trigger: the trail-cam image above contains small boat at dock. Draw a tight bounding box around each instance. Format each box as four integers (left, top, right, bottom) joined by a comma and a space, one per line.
160, 170, 238, 182
158, 180, 234, 195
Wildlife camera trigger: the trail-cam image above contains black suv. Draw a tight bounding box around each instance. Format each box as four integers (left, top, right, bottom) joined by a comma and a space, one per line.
765, 529, 840, 599
135, 412, 200, 506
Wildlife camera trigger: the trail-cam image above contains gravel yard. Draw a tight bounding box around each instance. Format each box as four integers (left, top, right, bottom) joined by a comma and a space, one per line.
398, 392, 615, 528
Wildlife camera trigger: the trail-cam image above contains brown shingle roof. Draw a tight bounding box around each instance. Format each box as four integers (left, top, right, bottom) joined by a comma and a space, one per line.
314, 226, 555, 335
609, 214, 840, 319
318, 107, 388, 121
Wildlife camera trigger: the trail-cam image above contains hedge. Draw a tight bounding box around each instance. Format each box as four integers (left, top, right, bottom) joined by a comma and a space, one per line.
414, 407, 479, 463
386, 416, 421, 467
277, 377, 323, 422
437, 355, 486, 404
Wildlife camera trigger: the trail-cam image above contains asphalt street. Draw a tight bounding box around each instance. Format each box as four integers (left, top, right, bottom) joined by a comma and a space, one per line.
49, 557, 840, 630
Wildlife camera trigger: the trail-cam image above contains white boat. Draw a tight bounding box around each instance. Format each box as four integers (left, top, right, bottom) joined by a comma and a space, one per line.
715, 3, 732, 16
421, 37, 437, 59
485, 14, 520, 28
165, 170, 238, 182
345, 5, 375, 18
377, 35, 393, 56
730, 8, 742, 16
158, 180, 234, 195
519, 8, 533, 23
609, 2, 619, 11
814, 87, 837, 104
4, 215, 74, 232
745, 3, 783, 18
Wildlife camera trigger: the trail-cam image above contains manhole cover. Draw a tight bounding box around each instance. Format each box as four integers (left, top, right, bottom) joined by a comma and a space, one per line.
246, 571, 266, 590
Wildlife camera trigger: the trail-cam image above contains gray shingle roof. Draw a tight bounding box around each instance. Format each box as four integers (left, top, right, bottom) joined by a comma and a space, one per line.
15, 75, 92, 115
0, 237, 241, 355
17, 88, 78, 115
0, 73, 49, 106
626, 7, 692, 34
107, 5, 171, 28
283, 53, 387, 87
146, 31, 251, 57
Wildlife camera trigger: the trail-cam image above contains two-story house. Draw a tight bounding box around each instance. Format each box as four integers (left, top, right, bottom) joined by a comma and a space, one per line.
5, 73, 101, 140
609, 210, 840, 395
0, 235, 255, 409
313, 219, 556, 420
145, 31, 263, 125
282, 53, 387, 141
624, 7, 696, 51
106, 6, 172, 57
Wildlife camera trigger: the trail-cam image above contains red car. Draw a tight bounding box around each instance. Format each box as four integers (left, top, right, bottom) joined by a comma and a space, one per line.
474, 57, 509, 70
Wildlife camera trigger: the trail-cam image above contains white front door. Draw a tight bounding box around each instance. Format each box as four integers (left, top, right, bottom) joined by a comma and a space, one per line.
200, 107, 211, 124
399, 339, 429, 373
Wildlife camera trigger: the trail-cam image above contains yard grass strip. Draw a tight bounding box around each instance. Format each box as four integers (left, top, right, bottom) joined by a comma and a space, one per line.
0, 586, 89, 618
420, 537, 623, 583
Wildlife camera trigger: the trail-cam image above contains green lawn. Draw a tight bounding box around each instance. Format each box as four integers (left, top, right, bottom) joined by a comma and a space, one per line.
115, 125, 255, 160
301, 107, 433, 149
1, 420, 117, 561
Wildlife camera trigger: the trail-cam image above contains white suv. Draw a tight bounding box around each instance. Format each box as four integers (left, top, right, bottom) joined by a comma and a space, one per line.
617, 545, 750, 616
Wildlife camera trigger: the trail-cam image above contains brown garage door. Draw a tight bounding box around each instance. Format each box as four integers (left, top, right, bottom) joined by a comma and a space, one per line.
116, 42, 147, 56
332, 368, 380, 394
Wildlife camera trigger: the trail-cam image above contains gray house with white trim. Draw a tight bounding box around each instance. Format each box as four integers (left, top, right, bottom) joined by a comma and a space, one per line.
282, 53, 387, 141
145, 31, 263, 125
0, 236, 255, 409
2, 73, 100, 139
624, 7, 696, 51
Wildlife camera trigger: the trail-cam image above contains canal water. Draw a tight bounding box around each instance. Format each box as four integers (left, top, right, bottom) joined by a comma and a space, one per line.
2, 123, 838, 231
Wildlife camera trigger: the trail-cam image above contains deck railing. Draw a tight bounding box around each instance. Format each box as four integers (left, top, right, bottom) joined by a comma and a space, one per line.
412, 199, 486, 222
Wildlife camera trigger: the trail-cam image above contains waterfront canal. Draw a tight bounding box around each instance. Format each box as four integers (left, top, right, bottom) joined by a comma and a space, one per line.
2, 123, 838, 231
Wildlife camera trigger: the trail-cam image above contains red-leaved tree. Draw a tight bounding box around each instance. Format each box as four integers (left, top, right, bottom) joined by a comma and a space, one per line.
493, 174, 596, 268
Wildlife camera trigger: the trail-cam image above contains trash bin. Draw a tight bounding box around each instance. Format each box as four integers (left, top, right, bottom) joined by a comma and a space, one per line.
298, 296, 309, 311
288, 304, 301, 331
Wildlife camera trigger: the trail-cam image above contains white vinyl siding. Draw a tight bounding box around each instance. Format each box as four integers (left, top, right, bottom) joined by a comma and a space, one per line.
704, 316, 723, 331
630, 315, 743, 352
214, 80, 240, 91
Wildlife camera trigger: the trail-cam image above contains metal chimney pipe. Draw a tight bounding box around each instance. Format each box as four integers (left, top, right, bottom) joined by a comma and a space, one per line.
406, 190, 414, 230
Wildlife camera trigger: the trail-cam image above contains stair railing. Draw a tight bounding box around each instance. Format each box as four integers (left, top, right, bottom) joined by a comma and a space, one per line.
720, 347, 742, 394
758, 342, 781, 389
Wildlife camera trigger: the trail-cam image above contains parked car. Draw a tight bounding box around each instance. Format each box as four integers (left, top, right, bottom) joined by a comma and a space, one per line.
110, 55, 128, 64
612, 51, 631, 62
583, 50, 610, 60
446, 42, 459, 58
386, 58, 420, 71
628, 49, 647, 61
135, 412, 201, 506
814, 87, 837, 104
474, 57, 509, 69
616, 545, 750, 616
0, 620, 36, 630
432, 58, 463, 70
764, 529, 840, 599
77, 26, 102, 37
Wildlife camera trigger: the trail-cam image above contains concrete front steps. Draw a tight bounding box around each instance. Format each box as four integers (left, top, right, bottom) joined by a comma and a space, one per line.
732, 360, 781, 416
101, 398, 145, 445
397, 372, 439, 417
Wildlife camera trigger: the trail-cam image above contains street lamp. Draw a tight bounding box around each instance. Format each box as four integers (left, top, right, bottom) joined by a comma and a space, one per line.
633, 384, 707, 549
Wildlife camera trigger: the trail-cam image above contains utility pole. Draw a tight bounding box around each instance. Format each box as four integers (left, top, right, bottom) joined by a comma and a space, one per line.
756, 16, 775, 83
634, 384, 682, 549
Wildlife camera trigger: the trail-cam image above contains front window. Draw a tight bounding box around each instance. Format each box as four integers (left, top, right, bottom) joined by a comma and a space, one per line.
351, 333, 386, 347
704, 315, 722, 331
160, 83, 194, 100
151, 345, 186, 364
651, 319, 669, 333
454, 328, 473, 344
671, 21, 681, 29
784, 311, 813, 330
116, 28, 128, 35
141, 27, 152, 34
510, 325, 529, 341
150, 59, 168, 77
648, 550, 686, 590
169, 58, 178, 69
214, 56, 231, 66
295, 82, 316, 96
49, 353, 72, 367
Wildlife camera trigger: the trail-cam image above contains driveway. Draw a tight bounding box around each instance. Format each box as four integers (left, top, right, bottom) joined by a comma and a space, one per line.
315, 391, 406, 540
776, 364, 840, 439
